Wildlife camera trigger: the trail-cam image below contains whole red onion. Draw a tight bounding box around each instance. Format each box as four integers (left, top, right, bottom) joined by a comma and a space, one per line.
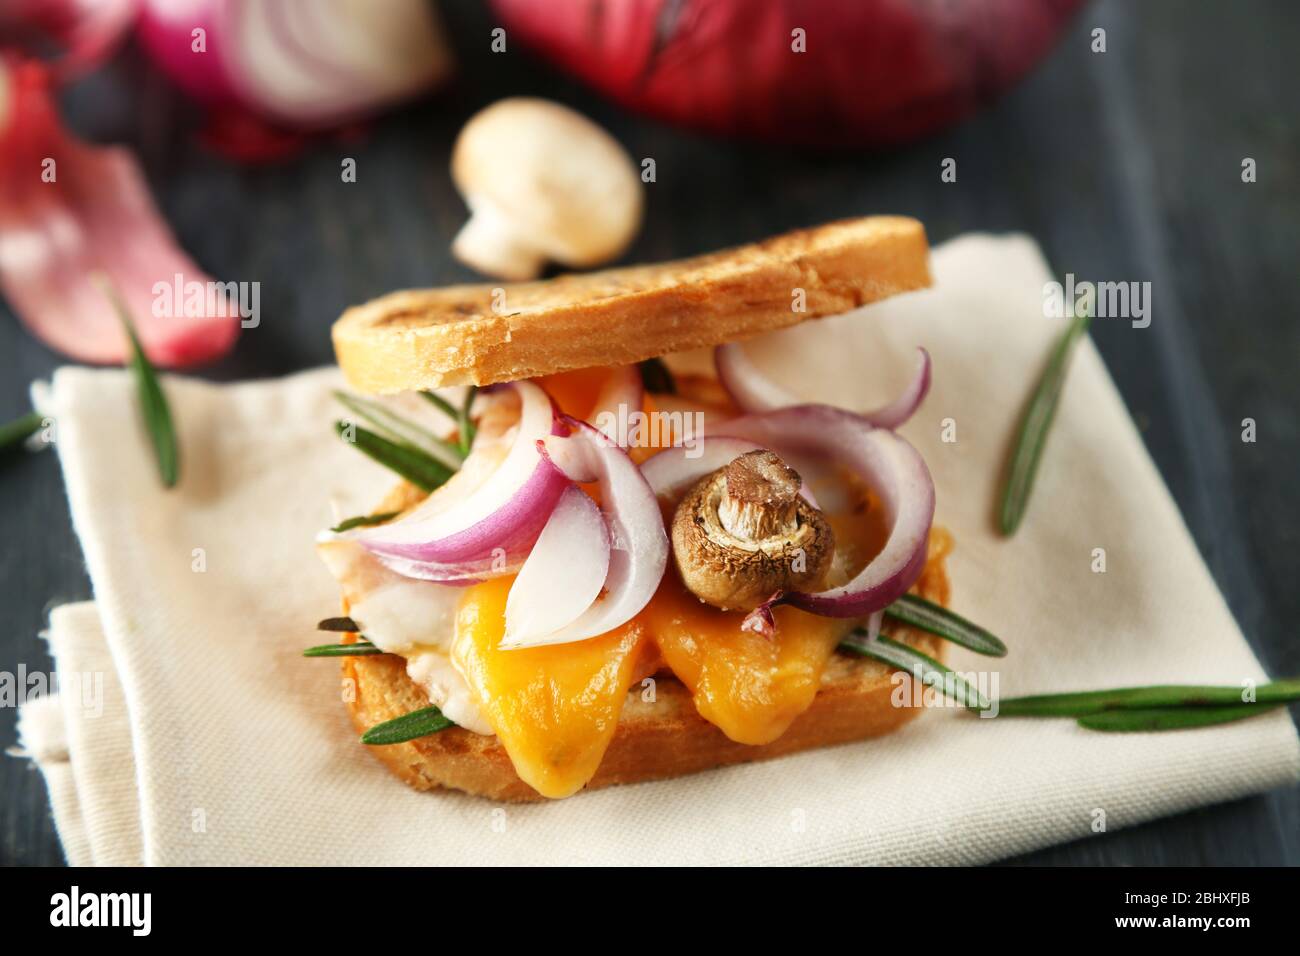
491, 0, 1088, 148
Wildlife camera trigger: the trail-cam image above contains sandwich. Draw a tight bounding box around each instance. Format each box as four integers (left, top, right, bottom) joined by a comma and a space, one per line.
314, 216, 956, 801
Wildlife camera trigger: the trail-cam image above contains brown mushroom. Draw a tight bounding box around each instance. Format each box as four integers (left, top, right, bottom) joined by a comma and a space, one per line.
671, 450, 835, 611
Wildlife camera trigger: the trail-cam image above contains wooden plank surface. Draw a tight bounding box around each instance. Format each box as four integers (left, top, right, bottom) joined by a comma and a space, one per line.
1, 0, 1296, 865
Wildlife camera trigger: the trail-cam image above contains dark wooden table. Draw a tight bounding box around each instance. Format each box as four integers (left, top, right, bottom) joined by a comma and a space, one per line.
3, 0, 1296, 866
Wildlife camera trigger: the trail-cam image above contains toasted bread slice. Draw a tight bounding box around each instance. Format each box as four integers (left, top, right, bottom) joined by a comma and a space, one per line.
341, 517, 952, 803
333, 216, 930, 394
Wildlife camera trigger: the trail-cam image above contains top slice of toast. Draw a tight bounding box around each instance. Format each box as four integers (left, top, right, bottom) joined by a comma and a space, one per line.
332, 216, 930, 394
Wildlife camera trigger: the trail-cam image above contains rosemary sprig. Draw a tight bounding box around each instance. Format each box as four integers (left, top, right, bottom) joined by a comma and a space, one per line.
335, 421, 453, 491
996, 680, 1300, 717
361, 706, 455, 745
334, 390, 463, 467
303, 641, 383, 657
885, 594, 1007, 657
418, 387, 478, 455
639, 357, 676, 394
839, 632, 990, 710
457, 386, 477, 455
998, 308, 1091, 536
329, 511, 399, 533
1, 411, 43, 454
1077, 704, 1285, 733
318, 616, 360, 632
97, 275, 178, 488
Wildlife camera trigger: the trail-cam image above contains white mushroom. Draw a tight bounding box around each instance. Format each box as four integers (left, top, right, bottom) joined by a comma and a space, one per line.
450, 97, 644, 280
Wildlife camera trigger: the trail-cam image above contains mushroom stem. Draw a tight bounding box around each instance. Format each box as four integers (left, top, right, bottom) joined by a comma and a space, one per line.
452, 198, 548, 281
718, 450, 801, 541
670, 449, 835, 612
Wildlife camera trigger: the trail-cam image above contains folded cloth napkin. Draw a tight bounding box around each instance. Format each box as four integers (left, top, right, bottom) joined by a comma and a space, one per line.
15, 235, 1299, 866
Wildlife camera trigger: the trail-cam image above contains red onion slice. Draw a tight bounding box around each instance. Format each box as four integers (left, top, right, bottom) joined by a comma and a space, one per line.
715, 405, 935, 618
715, 342, 932, 429
503, 486, 611, 647
511, 416, 668, 647
587, 364, 643, 446
353, 381, 568, 582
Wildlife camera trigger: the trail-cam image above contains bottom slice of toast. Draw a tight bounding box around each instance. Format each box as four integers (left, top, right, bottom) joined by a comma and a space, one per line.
340, 542, 951, 803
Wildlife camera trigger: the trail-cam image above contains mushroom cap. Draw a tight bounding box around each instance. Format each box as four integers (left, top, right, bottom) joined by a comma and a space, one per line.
451, 97, 643, 267
671, 462, 835, 612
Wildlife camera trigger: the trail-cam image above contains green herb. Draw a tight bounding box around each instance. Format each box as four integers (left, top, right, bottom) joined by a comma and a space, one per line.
885, 594, 1007, 657
97, 275, 178, 488
361, 706, 455, 745
419, 387, 478, 455
419, 389, 459, 420
329, 512, 399, 533
334, 390, 463, 466
996, 680, 1300, 717
457, 386, 477, 455
318, 616, 360, 632
639, 358, 676, 394
303, 641, 383, 658
1077, 704, 1285, 733
1, 411, 43, 454
839, 632, 990, 710
335, 421, 453, 491
997, 308, 1091, 535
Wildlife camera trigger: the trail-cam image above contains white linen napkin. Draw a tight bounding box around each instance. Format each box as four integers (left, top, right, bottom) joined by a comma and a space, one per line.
15, 235, 1299, 866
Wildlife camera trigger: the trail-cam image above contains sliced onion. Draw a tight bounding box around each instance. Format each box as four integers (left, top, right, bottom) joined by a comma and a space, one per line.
503, 416, 668, 648
587, 364, 643, 446
137, 0, 452, 129
504, 486, 610, 646
354, 381, 568, 582
715, 342, 932, 429
714, 405, 935, 618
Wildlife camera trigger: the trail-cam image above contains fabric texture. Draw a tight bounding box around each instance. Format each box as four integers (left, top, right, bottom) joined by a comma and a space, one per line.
14, 234, 1299, 866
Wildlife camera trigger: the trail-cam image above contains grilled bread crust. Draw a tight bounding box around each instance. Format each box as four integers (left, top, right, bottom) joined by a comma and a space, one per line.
332, 216, 930, 394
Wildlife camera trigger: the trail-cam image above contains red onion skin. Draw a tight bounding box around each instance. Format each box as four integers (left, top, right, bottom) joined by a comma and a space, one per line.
490, 0, 1086, 148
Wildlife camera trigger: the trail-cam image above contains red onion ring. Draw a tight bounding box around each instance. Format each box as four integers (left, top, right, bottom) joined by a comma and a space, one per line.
714, 405, 935, 618
353, 381, 568, 583
512, 416, 668, 647
715, 343, 932, 430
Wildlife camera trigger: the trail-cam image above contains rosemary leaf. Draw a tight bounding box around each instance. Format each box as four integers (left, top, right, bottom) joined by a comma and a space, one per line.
0, 411, 43, 454
458, 386, 477, 454
998, 308, 1091, 535
361, 706, 454, 745
335, 421, 453, 491
639, 357, 676, 394
334, 390, 463, 466
1078, 704, 1284, 733
98, 275, 178, 488
330, 512, 399, 533
419, 389, 460, 420
839, 632, 990, 710
303, 641, 383, 658
318, 616, 360, 632
997, 680, 1300, 717
885, 593, 1007, 657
